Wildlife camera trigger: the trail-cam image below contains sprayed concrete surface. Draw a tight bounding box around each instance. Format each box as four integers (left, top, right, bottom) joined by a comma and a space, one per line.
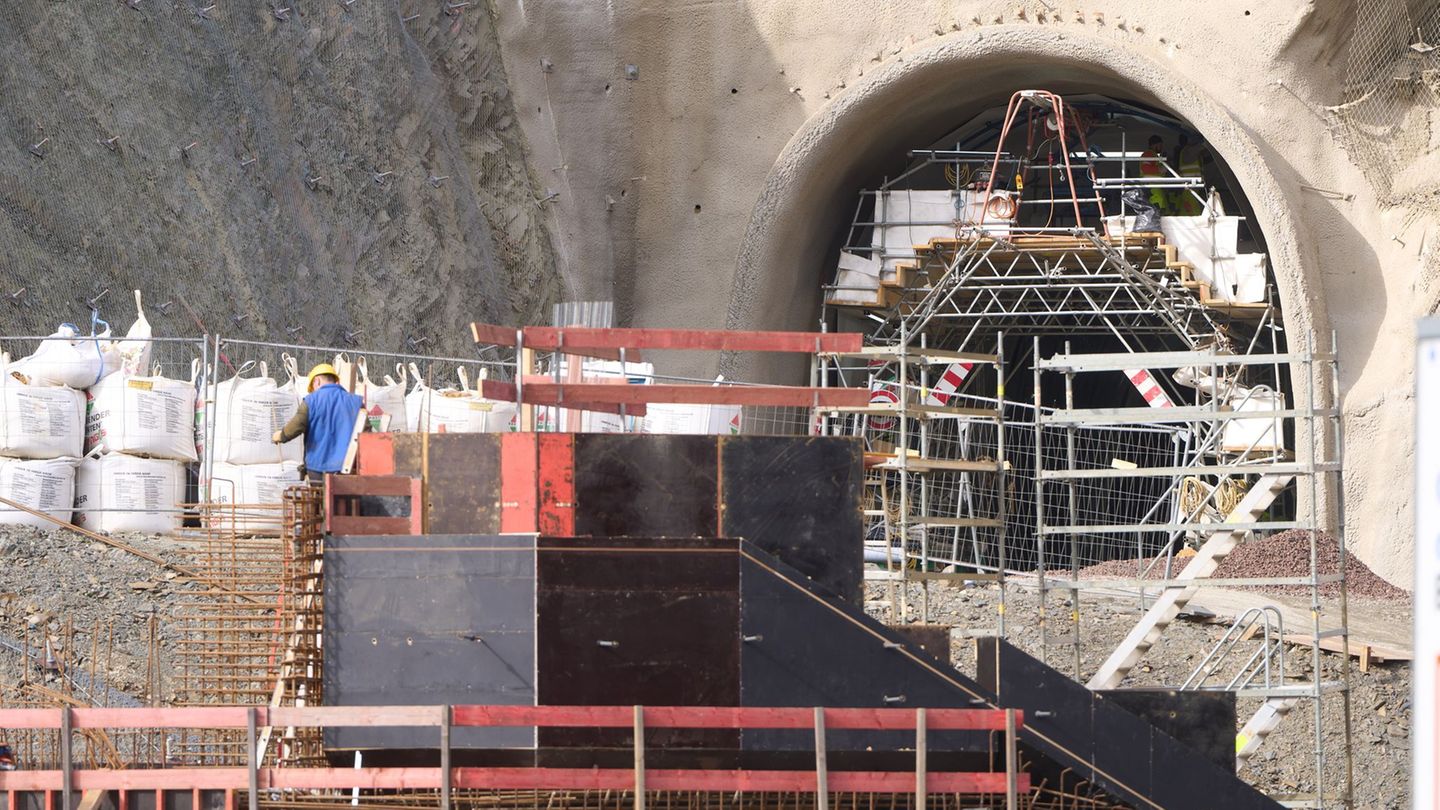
492, 0, 1437, 587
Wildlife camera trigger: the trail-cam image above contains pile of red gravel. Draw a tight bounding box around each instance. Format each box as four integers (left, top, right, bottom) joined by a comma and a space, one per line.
1077, 530, 1408, 600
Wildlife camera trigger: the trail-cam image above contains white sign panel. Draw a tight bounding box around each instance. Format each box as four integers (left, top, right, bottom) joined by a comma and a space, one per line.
1416, 319, 1440, 810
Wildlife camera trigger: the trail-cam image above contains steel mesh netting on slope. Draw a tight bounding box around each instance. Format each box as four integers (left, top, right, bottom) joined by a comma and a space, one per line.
0, 0, 558, 353
1329, 0, 1440, 203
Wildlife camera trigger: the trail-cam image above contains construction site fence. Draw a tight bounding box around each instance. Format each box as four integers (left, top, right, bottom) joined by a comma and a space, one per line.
0, 705, 1027, 803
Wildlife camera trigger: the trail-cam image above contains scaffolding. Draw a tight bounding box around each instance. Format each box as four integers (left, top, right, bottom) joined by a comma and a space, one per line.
820, 88, 1283, 588
1032, 343, 1352, 810
817, 89, 1352, 807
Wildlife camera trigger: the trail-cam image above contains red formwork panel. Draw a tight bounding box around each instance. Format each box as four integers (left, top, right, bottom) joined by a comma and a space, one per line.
355, 433, 397, 475
500, 432, 539, 533
325, 474, 423, 535
537, 434, 574, 535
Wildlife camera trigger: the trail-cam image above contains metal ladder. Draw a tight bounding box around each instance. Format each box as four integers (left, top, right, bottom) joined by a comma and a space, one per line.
1178, 606, 1299, 769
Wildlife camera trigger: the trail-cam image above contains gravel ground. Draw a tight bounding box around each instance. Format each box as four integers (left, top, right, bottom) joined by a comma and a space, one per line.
0, 525, 202, 707
1078, 530, 1406, 600
868, 580, 1413, 809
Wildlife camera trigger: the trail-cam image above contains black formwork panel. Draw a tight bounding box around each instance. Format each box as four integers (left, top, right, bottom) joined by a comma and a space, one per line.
573, 435, 718, 537
324, 534, 536, 752
737, 544, 989, 754
719, 436, 863, 603
536, 536, 740, 749
976, 638, 1282, 810
425, 434, 503, 534
1101, 688, 1237, 773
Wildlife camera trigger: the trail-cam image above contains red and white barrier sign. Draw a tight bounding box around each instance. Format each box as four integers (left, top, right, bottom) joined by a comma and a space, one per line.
925, 362, 974, 406
867, 386, 899, 430
1125, 368, 1174, 409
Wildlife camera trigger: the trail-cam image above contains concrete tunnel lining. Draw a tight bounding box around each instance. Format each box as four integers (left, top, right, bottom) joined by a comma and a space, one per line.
724, 25, 1325, 384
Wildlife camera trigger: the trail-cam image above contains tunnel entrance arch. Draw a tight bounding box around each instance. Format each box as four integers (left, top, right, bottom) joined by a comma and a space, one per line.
726, 26, 1321, 372
725, 26, 1335, 581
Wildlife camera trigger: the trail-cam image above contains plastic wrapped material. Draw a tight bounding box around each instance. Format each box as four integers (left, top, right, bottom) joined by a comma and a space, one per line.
14, 324, 112, 389
0, 368, 85, 459
209, 363, 302, 464
85, 369, 198, 461
1122, 189, 1161, 233
1222, 386, 1287, 454
0, 456, 79, 528
74, 453, 185, 534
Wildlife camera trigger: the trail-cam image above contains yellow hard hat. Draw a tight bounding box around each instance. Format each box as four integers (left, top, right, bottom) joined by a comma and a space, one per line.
306, 363, 339, 391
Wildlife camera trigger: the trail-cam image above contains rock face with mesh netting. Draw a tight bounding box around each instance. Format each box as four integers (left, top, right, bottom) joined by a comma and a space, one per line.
0, 3, 558, 355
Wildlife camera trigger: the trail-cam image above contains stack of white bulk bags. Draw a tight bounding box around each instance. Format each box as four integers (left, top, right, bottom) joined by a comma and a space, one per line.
0, 357, 85, 529
202, 363, 304, 533
641, 377, 742, 436
76, 358, 199, 535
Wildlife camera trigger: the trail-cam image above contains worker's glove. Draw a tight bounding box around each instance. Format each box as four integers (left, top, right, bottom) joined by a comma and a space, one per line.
272, 430, 283, 444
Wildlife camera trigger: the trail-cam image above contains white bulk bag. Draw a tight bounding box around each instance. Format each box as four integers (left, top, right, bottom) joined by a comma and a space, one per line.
358, 359, 407, 432
85, 366, 198, 461
411, 367, 515, 433
210, 363, 302, 465
205, 460, 303, 533
0, 366, 85, 459
74, 453, 185, 534
1222, 385, 1287, 454
0, 456, 78, 528
15, 324, 112, 389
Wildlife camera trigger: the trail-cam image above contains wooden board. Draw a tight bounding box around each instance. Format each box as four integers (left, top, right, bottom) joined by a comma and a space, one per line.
1281, 633, 1412, 664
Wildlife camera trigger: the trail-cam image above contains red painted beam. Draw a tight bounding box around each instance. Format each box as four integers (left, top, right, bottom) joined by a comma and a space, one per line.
452, 706, 1020, 732
521, 383, 868, 408
72, 707, 252, 730
471, 324, 861, 355
264, 767, 441, 791
265, 705, 444, 727
1, 769, 1026, 796
487, 377, 648, 417
6, 705, 1020, 733
0, 708, 63, 729
470, 323, 643, 362
454, 768, 1025, 794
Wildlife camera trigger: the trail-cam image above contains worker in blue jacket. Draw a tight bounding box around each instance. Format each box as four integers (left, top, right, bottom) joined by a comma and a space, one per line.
272, 363, 365, 485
